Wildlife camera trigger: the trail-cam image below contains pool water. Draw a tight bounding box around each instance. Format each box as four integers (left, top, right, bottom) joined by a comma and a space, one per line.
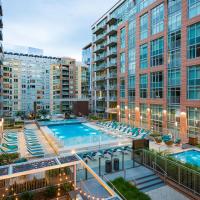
48, 123, 117, 147
172, 150, 200, 167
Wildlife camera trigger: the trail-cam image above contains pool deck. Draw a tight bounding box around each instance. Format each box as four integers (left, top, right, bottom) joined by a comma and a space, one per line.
23, 123, 56, 158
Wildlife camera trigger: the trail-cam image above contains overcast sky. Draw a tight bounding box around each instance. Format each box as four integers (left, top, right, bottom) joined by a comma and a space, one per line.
2, 0, 116, 61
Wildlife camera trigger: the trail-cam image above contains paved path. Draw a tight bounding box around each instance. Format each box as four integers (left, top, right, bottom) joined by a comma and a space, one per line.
146, 185, 189, 200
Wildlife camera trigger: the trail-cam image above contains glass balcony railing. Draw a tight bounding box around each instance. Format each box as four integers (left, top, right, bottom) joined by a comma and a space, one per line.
107, 50, 117, 57
106, 38, 117, 46
107, 61, 117, 68
94, 45, 105, 53
107, 73, 117, 79
107, 25, 117, 35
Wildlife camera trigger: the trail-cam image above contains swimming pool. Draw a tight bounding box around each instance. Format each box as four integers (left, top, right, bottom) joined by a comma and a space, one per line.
172, 150, 200, 167
48, 123, 117, 148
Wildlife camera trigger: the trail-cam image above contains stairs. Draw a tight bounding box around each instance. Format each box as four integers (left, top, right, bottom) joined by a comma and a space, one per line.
134, 173, 165, 192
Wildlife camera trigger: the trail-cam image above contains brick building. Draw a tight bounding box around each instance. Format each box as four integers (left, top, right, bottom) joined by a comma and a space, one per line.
91, 0, 200, 141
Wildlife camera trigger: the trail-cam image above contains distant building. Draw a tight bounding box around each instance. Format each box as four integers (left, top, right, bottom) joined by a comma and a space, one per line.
2, 52, 59, 117
82, 43, 92, 111
4, 44, 43, 55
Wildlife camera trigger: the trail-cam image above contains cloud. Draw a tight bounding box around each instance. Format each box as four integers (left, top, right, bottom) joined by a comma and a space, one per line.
2, 0, 117, 61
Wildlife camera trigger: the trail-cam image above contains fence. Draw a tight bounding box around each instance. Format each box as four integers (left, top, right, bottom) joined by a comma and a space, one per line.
133, 149, 200, 196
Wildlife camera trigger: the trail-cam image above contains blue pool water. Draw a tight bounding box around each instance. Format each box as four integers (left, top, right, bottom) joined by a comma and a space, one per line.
48, 123, 117, 147
172, 150, 200, 167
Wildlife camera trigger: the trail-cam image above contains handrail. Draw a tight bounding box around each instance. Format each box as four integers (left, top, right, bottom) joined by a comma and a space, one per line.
152, 161, 167, 183
103, 175, 127, 200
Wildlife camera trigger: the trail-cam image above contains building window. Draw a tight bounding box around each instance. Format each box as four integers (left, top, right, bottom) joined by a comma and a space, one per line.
120, 27, 126, 49
139, 0, 156, 11
128, 19, 136, 75
140, 104, 148, 128
188, 0, 200, 19
167, 105, 180, 132
187, 22, 200, 59
140, 74, 148, 98
140, 43, 148, 69
151, 37, 164, 67
150, 104, 163, 133
151, 4, 164, 35
120, 78, 125, 98
120, 52, 126, 73
120, 102, 126, 119
168, 68, 181, 86
168, 0, 182, 32
150, 71, 163, 98
187, 65, 200, 100
168, 30, 181, 68
140, 13, 148, 40
128, 76, 135, 102
187, 107, 200, 137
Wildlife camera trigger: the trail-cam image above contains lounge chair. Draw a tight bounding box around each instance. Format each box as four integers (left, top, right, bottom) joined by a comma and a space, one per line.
174, 138, 181, 146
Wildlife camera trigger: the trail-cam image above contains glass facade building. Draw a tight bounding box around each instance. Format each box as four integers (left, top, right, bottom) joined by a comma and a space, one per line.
91, 0, 200, 141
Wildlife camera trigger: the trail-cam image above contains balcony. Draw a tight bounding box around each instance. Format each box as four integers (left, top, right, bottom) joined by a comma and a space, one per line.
94, 63, 105, 72
93, 24, 106, 35
108, 85, 117, 90
96, 96, 105, 101
109, 96, 117, 101
106, 17, 117, 25
107, 61, 117, 68
94, 33, 106, 44
107, 73, 117, 79
95, 85, 105, 91
106, 38, 117, 47
96, 106, 105, 112
107, 50, 117, 58
107, 25, 117, 36
94, 54, 106, 63
95, 75, 106, 81
94, 45, 106, 54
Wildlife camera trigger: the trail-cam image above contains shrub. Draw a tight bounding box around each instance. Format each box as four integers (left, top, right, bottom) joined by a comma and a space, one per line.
0, 153, 19, 166
20, 192, 33, 200
62, 182, 73, 192
108, 177, 151, 200
44, 186, 56, 198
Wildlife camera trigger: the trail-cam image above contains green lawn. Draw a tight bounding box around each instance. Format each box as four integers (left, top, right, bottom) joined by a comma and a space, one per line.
108, 177, 151, 200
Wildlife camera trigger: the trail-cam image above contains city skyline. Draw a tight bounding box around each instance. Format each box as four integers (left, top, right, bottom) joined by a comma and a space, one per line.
2, 0, 116, 61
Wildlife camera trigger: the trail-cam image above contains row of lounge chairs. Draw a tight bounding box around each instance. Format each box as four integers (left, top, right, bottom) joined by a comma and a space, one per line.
24, 129, 44, 157
97, 121, 151, 139
0, 130, 19, 153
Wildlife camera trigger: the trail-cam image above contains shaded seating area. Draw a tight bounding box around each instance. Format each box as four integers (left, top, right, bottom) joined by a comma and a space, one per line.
24, 129, 44, 157
0, 130, 19, 153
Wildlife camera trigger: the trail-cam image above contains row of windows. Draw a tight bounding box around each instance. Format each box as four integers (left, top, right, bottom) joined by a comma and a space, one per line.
140, 3, 164, 40
139, 37, 164, 68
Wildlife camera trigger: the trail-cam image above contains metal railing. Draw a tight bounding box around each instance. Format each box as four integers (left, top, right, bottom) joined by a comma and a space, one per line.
103, 175, 127, 200
134, 149, 200, 196
152, 161, 167, 183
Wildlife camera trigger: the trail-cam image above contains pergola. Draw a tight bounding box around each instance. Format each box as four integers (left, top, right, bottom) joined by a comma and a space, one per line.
0, 154, 121, 200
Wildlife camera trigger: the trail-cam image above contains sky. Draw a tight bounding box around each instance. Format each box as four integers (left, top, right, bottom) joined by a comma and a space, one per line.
2, 0, 117, 61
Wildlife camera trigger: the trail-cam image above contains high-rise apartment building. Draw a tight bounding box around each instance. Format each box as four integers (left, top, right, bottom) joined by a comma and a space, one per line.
0, 0, 3, 117
50, 57, 78, 115
2, 52, 60, 117
82, 43, 92, 110
91, 0, 200, 141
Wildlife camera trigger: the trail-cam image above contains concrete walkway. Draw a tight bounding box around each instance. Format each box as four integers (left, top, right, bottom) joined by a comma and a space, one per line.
146, 185, 189, 200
